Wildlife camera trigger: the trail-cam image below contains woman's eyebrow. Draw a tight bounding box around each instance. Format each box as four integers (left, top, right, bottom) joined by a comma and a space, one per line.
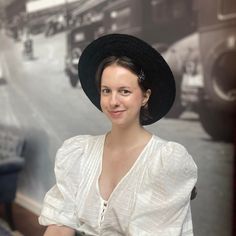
118, 86, 132, 89
101, 85, 132, 89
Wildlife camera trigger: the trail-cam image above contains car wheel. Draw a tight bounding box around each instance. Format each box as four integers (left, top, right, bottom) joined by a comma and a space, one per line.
199, 105, 235, 142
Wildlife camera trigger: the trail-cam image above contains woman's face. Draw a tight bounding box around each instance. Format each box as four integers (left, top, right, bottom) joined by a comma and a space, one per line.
100, 64, 150, 128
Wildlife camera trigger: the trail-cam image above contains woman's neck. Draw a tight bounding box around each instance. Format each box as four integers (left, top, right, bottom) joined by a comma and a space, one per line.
106, 124, 152, 149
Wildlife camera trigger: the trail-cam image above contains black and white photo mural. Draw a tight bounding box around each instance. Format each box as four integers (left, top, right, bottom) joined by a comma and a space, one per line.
0, 0, 235, 235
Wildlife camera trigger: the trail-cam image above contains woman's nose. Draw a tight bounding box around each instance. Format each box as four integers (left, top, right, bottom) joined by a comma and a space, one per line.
110, 92, 119, 107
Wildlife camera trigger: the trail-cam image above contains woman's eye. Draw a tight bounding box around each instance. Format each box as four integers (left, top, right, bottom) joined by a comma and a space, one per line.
120, 89, 131, 95
101, 88, 110, 94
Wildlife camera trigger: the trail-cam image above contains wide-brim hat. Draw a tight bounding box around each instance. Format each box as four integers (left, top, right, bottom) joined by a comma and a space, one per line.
78, 33, 175, 125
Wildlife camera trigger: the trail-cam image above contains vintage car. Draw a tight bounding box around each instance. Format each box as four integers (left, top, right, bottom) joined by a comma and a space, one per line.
64, 20, 104, 87
196, 0, 236, 141
165, 0, 236, 141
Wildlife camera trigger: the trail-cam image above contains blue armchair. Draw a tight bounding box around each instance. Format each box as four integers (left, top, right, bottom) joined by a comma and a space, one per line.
0, 125, 25, 229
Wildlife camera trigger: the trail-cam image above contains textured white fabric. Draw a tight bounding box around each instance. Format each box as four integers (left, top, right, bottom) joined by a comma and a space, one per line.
39, 134, 197, 236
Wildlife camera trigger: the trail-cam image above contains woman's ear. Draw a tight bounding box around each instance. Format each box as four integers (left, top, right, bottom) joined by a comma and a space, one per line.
142, 89, 151, 105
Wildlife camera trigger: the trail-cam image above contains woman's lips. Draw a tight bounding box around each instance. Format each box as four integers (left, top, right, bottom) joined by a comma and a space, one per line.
108, 110, 125, 118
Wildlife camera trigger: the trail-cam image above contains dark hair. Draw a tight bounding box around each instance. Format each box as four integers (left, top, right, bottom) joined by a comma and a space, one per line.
95, 56, 152, 125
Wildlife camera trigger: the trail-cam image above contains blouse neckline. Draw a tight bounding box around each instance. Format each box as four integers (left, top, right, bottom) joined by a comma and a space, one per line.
96, 133, 154, 203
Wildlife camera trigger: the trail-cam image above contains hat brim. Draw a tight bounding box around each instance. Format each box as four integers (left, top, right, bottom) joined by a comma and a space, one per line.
78, 34, 176, 125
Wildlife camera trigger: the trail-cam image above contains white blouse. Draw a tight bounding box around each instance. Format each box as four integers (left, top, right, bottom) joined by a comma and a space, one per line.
39, 134, 197, 235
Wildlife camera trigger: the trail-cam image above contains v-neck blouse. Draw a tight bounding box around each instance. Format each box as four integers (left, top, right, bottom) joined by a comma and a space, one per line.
97, 134, 154, 202
39, 134, 197, 236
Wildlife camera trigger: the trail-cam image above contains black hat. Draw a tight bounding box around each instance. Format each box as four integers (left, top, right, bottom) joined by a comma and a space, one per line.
78, 33, 176, 125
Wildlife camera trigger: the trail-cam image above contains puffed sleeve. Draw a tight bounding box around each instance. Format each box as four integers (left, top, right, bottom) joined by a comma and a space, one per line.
129, 141, 198, 236
38, 135, 89, 229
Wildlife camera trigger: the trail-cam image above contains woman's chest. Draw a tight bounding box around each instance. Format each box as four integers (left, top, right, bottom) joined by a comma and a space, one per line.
101, 150, 138, 180
75, 154, 150, 231
99, 145, 148, 200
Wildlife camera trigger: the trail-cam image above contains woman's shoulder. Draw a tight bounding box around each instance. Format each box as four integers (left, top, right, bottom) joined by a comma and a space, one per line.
59, 134, 103, 151
151, 135, 193, 160
55, 134, 104, 169
149, 135, 197, 177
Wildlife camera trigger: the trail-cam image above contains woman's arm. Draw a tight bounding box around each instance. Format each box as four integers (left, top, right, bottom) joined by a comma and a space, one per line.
129, 142, 198, 235
44, 225, 75, 236
39, 136, 87, 230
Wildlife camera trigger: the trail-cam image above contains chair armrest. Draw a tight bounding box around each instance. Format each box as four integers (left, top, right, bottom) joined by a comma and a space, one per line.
0, 157, 25, 174
190, 186, 197, 200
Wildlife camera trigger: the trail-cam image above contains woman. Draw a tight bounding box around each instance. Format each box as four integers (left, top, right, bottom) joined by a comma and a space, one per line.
39, 34, 197, 235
